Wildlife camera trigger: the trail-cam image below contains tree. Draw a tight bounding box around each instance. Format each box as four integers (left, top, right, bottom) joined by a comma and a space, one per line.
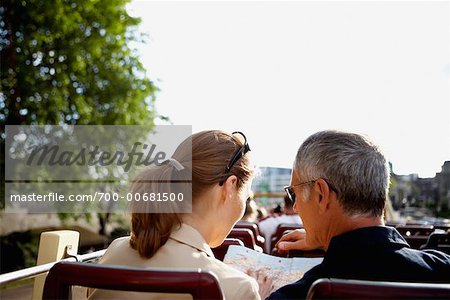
1, 0, 157, 126
0, 0, 159, 235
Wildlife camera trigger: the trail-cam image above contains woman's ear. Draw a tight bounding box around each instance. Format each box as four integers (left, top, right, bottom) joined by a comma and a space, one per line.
221, 175, 238, 202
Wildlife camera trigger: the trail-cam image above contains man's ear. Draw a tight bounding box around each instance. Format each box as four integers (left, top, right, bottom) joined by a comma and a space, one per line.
314, 178, 332, 214
221, 175, 238, 203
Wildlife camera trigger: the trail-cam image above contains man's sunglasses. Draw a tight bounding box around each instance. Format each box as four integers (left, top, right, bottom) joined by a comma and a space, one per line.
219, 131, 250, 186
284, 178, 338, 202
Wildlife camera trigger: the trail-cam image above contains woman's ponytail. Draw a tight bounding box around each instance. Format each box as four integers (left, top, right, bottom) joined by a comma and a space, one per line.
128, 164, 182, 258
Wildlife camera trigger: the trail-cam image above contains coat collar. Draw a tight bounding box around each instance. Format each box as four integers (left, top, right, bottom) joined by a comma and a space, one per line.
328, 225, 409, 252
169, 223, 215, 258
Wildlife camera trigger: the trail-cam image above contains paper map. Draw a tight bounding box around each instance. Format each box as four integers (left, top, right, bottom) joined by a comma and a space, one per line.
223, 245, 323, 291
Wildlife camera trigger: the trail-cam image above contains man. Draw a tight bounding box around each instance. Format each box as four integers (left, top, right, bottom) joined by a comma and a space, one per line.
267, 130, 450, 299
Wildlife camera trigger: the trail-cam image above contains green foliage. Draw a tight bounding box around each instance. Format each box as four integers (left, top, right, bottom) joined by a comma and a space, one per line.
1, 0, 157, 126
0, 0, 159, 234
437, 210, 450, 219
0, 230, 39, 273
388, 176, 397, 197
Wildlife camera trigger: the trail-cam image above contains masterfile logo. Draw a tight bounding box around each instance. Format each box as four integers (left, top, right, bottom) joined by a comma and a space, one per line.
26, 142, 167, 172
4, 125, 193, 214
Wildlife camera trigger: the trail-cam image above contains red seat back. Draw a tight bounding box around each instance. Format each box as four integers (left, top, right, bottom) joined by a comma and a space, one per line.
394, 225, 435, 249
270, 223, 303, 250
435, 225, 450, 232
42, 261, 224, 300
395, 225, 434, 237
421, 232, 450, 254
235, 221, 261, 236
212, 238, 244, 261
307, 278, 450, 299
234, 221, 265, 248
227, 228, 261, 251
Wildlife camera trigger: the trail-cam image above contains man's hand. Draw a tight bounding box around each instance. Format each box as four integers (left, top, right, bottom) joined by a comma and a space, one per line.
275, 229, 316, 253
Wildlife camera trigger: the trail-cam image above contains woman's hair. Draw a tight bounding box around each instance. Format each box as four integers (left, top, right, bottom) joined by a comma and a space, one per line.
129, 130, 254, 258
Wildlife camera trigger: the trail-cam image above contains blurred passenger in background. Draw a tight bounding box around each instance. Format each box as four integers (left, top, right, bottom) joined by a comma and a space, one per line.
257, 206, 268, 220
258, 195, 302, 252
241, 197, 259, 223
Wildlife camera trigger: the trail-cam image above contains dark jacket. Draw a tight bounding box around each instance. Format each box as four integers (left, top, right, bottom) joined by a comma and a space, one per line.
267, 226, 450, 299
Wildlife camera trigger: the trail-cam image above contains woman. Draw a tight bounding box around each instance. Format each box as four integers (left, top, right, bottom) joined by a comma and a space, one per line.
89, 130, 266, 299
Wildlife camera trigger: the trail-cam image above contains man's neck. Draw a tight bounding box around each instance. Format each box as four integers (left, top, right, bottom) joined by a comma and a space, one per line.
324, 214, 384, 251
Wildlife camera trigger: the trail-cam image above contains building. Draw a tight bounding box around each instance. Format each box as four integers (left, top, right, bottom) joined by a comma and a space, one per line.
436, 161, 450, 211
252, 166, 291, 194
389, 161, 450, 218
252, 167, 291, 209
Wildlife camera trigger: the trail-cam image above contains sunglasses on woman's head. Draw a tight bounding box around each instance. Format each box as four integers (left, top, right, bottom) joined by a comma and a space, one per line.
219, 131, 250, 186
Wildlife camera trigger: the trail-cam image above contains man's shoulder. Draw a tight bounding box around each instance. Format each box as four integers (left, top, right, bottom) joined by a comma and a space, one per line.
420, 248, 450, 260
400, 247, 450, 269
326, 232, 450, 282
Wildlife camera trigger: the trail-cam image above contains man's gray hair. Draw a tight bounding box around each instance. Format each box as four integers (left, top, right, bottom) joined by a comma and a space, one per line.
294, 130, 390, 217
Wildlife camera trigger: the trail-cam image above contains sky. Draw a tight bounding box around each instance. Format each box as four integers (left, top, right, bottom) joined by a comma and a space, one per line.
127, 0, 450, 178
